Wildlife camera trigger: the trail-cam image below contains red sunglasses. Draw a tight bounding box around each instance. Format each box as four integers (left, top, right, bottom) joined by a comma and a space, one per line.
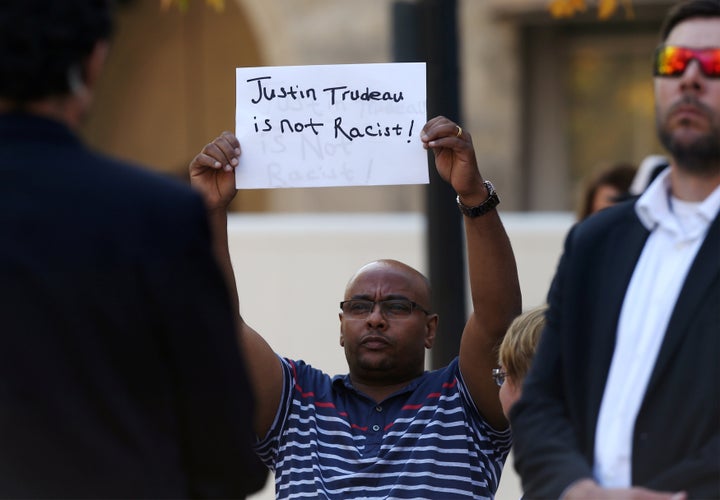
654, 45, 720, 78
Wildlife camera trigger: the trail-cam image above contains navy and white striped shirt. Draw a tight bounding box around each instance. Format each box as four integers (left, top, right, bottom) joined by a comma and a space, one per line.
255, 356, 511, 499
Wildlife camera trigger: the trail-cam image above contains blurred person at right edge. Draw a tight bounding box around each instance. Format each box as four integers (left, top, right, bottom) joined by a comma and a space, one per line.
510, 1, 720, 499
577, 162, 637, 220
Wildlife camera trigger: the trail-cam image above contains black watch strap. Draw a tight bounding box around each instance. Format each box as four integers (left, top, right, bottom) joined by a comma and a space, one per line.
456, 180, 500, 218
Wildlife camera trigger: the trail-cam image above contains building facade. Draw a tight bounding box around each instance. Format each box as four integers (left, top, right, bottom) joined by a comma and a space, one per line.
83, 0, 674, 213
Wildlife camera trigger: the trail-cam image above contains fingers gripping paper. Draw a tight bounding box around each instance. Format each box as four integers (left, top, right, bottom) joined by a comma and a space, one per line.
235, 63, 427, 189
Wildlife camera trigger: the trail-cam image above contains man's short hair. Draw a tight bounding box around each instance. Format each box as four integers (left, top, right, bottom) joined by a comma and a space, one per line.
660, 0, 720, 42
0, 0, 115, 103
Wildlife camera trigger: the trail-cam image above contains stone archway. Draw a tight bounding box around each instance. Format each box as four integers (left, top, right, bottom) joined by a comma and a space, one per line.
82, 0, 267, 210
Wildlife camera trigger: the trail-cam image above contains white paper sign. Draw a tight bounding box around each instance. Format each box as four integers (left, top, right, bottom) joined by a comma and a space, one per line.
235, 62, 427, 189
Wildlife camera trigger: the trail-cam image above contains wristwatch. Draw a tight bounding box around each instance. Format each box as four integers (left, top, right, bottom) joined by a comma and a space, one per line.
456, 180, 500, 218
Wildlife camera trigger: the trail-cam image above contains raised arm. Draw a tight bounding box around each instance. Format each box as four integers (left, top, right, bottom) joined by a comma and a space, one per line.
421, 116, 521, 430
189, 132, 282, 438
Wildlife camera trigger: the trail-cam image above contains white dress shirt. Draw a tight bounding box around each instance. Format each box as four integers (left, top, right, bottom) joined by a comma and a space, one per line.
593, 168, 720, 487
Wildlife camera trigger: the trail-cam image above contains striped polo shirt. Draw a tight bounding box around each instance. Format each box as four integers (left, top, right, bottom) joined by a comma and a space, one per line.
255, 356, 511, 499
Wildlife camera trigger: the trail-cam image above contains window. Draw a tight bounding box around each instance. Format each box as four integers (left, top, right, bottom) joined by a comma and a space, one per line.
522, 24, 664, 211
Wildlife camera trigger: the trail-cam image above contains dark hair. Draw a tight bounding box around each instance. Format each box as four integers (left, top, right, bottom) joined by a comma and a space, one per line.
0, 0, 115, 103
660, 0, 720, 41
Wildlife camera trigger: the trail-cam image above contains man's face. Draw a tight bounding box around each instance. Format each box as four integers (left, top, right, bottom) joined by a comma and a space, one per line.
499, 372, 521, 420
654, 17, 720, 174
339, 262, 436, 385
591, 183, 624, 215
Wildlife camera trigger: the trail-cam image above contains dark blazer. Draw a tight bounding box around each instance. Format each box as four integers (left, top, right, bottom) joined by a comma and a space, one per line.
0, 113, 266, 498
510, 198, 720, 500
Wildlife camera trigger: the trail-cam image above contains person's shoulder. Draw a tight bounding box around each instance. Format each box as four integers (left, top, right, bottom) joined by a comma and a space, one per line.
284, 358, 334, 383
417, 357, 461, 387
282, 358, 339, 401
92, 151, 197, 202
84, 150, 205, 224
571, 197, 640, 242
584, 196, 637, 224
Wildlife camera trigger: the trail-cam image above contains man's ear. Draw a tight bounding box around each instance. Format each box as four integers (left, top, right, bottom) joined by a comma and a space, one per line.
83, 40, 110, 93
424, 314, 438, 349
339, 313, 345, 346
67, 40, 110, 127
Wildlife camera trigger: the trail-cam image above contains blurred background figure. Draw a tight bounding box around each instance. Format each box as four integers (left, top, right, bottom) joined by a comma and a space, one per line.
494, 305, 547, 420
577, 162, 637, 220
0, 1, 265, 497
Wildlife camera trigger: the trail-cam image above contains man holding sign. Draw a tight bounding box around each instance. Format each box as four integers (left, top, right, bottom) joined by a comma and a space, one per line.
190, 116, 521, 499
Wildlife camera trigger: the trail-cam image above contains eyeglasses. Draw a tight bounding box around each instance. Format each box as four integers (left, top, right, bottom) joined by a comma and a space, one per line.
339, 299, 431, 319
654, 45, 720, 78
492, 368, 506, 387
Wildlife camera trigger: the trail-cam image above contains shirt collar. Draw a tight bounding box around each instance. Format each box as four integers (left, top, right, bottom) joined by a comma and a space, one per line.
331, 372, 426, 400
635, 166, 720, 233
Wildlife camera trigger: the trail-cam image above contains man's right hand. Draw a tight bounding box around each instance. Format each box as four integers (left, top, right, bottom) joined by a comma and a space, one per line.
189, 131, 240, 212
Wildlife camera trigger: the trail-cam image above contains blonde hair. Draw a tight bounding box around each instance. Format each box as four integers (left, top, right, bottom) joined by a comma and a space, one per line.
498, 305, 547, 384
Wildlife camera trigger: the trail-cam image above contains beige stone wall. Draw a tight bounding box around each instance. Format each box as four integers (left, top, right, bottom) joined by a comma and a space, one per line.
82, 0, 269, 211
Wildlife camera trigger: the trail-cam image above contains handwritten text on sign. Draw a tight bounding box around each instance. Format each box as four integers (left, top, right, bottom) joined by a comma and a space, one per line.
235, 63, 427, 189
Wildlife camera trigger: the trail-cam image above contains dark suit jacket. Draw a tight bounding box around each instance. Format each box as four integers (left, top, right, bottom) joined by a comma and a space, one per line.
0, 113, 267, 498
510, 198, 720, 499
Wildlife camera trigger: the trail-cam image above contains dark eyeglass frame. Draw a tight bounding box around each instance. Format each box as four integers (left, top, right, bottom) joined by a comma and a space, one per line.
653, 45, 720, 78
492, 368, 506, 387
339, 299, 432, 319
